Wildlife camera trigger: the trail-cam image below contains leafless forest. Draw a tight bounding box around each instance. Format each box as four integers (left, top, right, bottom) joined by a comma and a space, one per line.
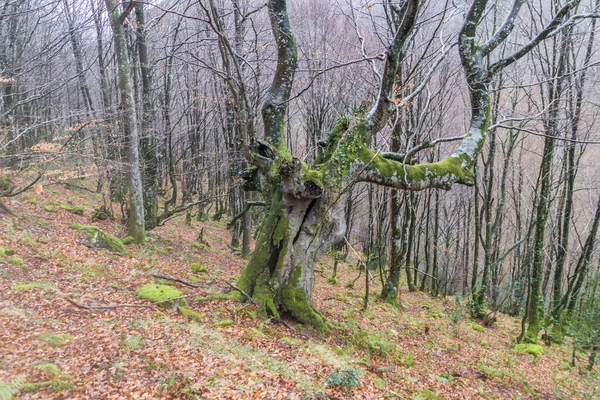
2, 0, 600, 370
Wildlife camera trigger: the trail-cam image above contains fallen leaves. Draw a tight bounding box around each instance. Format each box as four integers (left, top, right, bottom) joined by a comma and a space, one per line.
0, 174, 597, 399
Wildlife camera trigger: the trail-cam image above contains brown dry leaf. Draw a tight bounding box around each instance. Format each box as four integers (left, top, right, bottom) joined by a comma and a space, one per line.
33, 182, 43, 195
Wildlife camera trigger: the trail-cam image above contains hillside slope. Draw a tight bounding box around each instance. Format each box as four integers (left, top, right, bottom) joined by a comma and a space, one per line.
0, 178, 598, 399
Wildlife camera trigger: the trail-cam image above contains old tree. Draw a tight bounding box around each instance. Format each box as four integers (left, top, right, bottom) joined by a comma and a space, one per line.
231, 0, 581, 335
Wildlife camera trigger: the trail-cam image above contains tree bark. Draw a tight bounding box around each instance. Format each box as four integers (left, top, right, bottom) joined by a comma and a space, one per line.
104, 0, 145, 243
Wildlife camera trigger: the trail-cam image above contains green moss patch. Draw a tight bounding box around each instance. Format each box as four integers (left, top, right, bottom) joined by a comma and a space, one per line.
22, 380, 74, 393
213, 319, 234, 327
469, 322, 486, 333
190, 263, 207, 274
122, 236, 135, 245
6, 256, 24, 267
136, 284, 186, 309
179, 307, 203, 322
69, 224, 126, 254
514, 344, 544, 356
12, 282, 59, 293
33, 362, 61, 377
37, 333, 73, 348
59, 204, 84, 215
43, 205, 57, 213
0, 246, 16, 257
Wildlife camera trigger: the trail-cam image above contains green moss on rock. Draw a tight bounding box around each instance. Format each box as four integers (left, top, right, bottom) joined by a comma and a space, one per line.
302, 169, 324, 189
7, 256, 24, 267
44, 205, 56, 213
69, 224, 126, 254
190, 263, 207, 274
12, 282, 58, 293
59, 204, 84, 215
0, 246, 15, 257
470, 322, 486, 333
37, 333, 73, 348
22, 380, 73, 393
122, 236, 135, 245
136, 284, 186, 309
179, 307, 203, 322
514, 343, 544, 356
213, 319, 234, 327
33, 362, 61, 377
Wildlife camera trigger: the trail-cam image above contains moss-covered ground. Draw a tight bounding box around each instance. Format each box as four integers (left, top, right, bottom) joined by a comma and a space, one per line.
0, 173, 597, 399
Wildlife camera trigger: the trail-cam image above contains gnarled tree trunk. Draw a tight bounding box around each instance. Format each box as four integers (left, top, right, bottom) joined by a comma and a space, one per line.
233, 0, 576, 332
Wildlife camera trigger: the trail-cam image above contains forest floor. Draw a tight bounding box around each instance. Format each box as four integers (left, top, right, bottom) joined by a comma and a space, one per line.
0, 175, 598, 399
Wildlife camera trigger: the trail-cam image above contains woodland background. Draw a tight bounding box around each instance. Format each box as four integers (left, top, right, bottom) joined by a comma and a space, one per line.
1, 0, 600, 398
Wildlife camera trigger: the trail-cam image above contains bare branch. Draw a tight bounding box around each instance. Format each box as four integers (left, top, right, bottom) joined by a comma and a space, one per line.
487, 0, 582, 77
480, 0, 525, 56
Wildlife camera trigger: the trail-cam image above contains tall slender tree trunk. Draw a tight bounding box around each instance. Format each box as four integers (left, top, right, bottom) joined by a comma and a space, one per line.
135, 3, 159, 230
104, 0, 145, 243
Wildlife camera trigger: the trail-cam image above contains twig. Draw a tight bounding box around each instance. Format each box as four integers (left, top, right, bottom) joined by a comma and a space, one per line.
323, 297, 350, 304
227, 244, 241, 255
151, 274, 200, 288
64, 296, 155, 311
77, 239, 123, 256
270, 317, 312, 340
223, 280, 259, 307
63, 181, 99, 194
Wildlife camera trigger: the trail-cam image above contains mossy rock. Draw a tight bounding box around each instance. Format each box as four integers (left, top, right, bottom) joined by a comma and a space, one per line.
213, 319, 234, 327
69, 224, 126, 254
7, 256, 24, 267
179, 307, 203, 322
280, 336, 300, 346
37, 333, 73, 348
190, 263, 207, 274
514, 344, 544, 356
0, 175, 15, 193
22, 380, 74, 393
191, 242, 205, 250
122, 236, 135, 245
0, 246, 16, 257
91, 208, 111, 220
136, 284, 186, 309
33, 362, 61, 377
59, 204, 84, 215
12, 282, 59, 293
469, 322, 486, 333
43, 205, 57, 213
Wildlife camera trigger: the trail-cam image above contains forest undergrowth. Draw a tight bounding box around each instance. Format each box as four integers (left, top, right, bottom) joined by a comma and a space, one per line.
0, 174, 598, 399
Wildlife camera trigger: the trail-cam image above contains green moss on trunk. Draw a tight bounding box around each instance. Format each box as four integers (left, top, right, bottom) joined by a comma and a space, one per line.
278, 265, 330, 333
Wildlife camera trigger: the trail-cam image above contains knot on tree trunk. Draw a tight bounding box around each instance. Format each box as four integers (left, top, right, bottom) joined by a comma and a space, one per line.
279, 157, 323, 200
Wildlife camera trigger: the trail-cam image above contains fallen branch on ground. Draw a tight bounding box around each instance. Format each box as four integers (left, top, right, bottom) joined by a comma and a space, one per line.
64, 296, 155, 310
151, 274, 200, 288
223, 280, 259, 307
270, 317, 312, 340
